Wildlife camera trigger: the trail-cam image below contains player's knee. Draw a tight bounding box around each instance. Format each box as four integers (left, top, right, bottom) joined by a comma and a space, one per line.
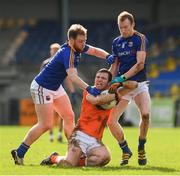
102, 153, 111, 165
98, 153, 111, 166
41, 123, 53, 131
142, 113, 150, 124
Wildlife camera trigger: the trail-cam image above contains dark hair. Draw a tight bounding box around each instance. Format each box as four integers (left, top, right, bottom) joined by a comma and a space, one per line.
97, 68, 112, 82
118, 11, 134, 25
67, 24, 87, 40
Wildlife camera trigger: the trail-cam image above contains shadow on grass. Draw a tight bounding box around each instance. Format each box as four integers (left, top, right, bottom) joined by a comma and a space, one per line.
100, 165, 179, 173
35, 165, 179, 173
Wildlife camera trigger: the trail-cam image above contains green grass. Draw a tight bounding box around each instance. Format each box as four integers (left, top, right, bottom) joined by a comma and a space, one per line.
0, 126, 180, 175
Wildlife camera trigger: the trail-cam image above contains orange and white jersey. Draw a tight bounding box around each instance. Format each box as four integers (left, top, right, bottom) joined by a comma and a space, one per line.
75, 91, 111, 140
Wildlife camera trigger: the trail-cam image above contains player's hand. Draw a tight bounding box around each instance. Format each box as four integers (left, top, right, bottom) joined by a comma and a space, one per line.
86, 86, 101, 96
106, 54, 116, 65
111, 75, 126, 84
108, 83, 122, 94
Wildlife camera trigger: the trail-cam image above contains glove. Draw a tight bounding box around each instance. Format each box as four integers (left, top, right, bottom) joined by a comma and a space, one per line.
106, 54, 116, 65
111, 75, 126, 84
108, 82, 122, 94
86, 86, 101, 96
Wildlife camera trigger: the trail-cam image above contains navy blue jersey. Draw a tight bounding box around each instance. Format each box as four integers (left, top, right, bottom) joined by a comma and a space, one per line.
35, 43, 89, 90
112, 31, 148, 82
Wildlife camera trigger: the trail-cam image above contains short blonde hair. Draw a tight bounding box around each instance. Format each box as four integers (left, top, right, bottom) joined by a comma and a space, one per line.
117, 11, 134, 25
50, 43, 60, 49
67, 24, 87, 40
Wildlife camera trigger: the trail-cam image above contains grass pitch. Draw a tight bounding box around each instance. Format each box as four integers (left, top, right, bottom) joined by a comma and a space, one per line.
0, 126, 180, 175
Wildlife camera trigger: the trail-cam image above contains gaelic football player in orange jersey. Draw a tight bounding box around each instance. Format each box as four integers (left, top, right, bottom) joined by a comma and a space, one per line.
40, 68, 138, 167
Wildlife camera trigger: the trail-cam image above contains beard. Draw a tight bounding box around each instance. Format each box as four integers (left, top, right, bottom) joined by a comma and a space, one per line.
73, 44, 84, 53
74, 46, 83, 53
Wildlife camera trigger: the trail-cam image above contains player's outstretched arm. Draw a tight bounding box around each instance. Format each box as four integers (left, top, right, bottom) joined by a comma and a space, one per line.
123, 51, 146, 80
66, 68, 100, 96
85, 45, 117, 65
85, 45, 109, 59
66, 68, 88, 90
110, 51, 146, 84
109, 59, 120, 77
86, 80, 137, 105
64, 76, 76, 93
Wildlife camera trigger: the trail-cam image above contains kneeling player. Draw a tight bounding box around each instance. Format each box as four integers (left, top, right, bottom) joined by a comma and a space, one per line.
40, 68, 137, 167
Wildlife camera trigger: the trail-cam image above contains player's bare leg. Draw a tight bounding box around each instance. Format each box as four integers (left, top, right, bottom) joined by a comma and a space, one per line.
24, 103, 54, 145
11, 103, 54, 165
87, 146, 111, 166
41, 143, 82, 167
108, 100, 128, 142
134, 91, 151, 165
107, 99, 132, 165
53, 94, 75, 139
108, 86, 135, 142
61, 144, 83, 166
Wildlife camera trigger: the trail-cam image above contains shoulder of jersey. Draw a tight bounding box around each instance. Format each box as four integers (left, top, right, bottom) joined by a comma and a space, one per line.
134, 31, 146, 40
61, 43, 68, 48
60, 43, 71, 50
59, 43, 71, 53
113, 36, 122, 44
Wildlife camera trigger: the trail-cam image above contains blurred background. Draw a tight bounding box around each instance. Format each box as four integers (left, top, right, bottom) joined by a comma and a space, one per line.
0, 0, 179, 127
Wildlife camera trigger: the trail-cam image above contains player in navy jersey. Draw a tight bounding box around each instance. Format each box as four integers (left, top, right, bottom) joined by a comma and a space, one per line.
107, 11, 150, 166
11, 24, 115, 165
40, 43, 63, 143
40, 43, 77, 143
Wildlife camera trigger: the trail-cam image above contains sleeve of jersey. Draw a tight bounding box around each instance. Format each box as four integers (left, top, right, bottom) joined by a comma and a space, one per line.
136, 35, 148, 52
63, 48, 75, 69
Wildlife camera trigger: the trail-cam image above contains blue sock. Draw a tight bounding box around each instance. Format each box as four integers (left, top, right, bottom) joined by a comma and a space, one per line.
138, 138, 146, 151
119, 140, 131, 153
17, 143, 30, 158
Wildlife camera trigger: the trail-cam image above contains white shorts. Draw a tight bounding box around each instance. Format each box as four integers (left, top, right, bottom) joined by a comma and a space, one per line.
122, 81, 149, 101
69, 131, 103, 155
30, 80, 66, 104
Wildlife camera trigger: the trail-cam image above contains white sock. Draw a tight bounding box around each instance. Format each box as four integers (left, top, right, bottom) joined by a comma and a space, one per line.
58, 132, 62, 137
56, 156, 65, 163
50, 135, 54, 141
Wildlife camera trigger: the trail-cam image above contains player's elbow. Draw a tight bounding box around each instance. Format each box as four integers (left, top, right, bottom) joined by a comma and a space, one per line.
136, 61, 144, 71
68, 73, 76, 82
